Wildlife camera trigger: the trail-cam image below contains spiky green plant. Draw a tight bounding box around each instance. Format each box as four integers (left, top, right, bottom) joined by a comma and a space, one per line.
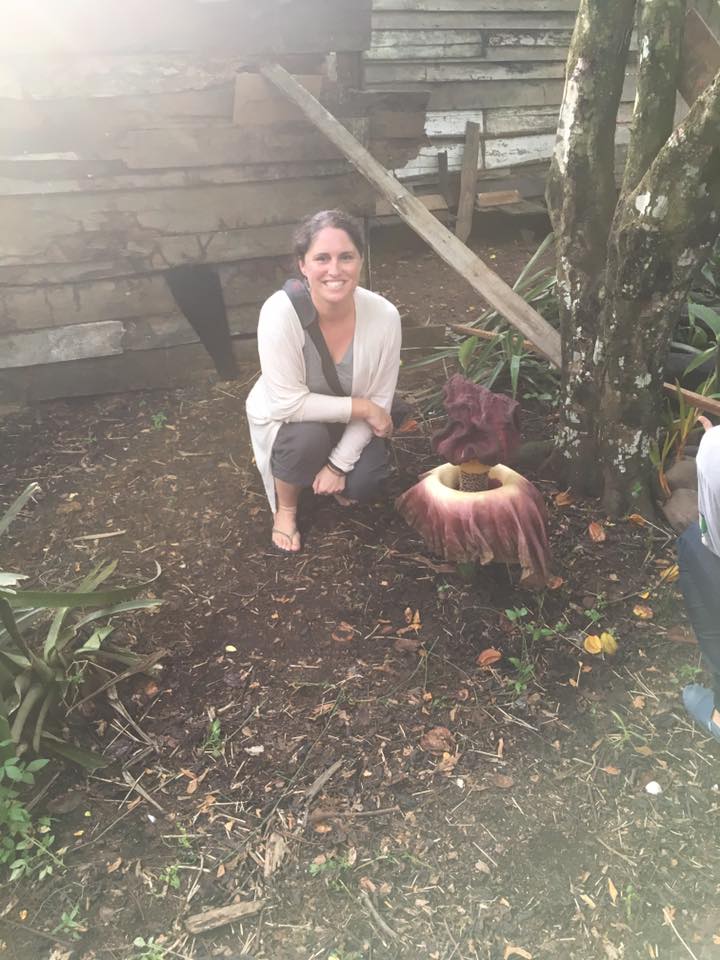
1, 483, 162, 768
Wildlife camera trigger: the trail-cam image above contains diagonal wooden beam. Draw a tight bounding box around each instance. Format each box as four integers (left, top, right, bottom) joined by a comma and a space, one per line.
259, 62, 562, 368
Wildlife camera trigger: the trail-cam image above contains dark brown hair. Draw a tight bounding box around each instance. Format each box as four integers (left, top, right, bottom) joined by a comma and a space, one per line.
292, 209, 365, 262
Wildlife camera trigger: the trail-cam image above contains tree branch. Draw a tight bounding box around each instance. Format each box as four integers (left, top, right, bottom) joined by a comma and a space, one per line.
621, 0, 687, 196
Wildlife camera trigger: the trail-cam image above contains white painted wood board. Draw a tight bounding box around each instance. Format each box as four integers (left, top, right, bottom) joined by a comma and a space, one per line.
1, 321, 124, 368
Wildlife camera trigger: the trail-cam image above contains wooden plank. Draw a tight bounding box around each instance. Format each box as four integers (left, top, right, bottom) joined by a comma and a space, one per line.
373, 0, 578, 12
483, 46, 573, 62
259, 63, 561, 367
372, 12, 578, 30
1, 173, 375, 265
0, 341, 258, 405
484, 133, 557, 169
1, 321, 124, 369
232, 74, 323, 127
0, 259, 288, 333
365, 61, 566, 84
426, 109, 485, 137
476, 189, 522, 208
455, 122, 482, 242
375, 193, 447, 217
486, 30, 574, 47
662, 382, 720, 417
0, 1, 371, 55
367, 30, 485, 60
0, 160, 353, 196
485, 105, 559, 136
679, 8, 720, 105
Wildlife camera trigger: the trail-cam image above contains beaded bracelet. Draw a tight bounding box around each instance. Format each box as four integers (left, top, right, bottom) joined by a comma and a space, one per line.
326, 460, 347, 477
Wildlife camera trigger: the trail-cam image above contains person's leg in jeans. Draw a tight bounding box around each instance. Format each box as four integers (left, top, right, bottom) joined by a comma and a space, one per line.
677, 521, 720, 737
270, 422, 339, 551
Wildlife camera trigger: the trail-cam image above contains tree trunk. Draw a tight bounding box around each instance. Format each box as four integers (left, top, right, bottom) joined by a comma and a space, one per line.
547, 0, 720, 515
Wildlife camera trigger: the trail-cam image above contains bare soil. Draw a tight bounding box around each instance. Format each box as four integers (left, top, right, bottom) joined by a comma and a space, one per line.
1, 221, 717, 960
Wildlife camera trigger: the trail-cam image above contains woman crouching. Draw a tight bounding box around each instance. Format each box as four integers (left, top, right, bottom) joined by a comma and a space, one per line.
246, 210, 402, 553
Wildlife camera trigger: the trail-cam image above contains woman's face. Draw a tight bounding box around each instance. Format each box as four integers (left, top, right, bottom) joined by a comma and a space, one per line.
299, 227, 363, 311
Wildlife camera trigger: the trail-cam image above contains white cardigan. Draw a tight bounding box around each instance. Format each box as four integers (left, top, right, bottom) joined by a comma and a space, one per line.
246, 286, 402, 512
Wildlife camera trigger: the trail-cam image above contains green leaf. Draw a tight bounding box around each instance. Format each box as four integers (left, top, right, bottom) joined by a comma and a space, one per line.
684, 347, 715, 375
75, 625, 113, 655
688, 301, 720, 338
0, 484, 40, 539
40, 734, 108, 770
458, 336, 478, 371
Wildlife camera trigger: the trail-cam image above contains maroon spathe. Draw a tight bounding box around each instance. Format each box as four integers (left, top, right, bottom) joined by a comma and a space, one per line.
431, 375, 521, 465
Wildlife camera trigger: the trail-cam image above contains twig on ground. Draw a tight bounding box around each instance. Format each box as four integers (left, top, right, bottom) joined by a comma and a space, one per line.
359, 889, 400, 943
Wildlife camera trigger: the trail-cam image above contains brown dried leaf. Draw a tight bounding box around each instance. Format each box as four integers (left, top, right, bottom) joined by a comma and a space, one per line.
601, 765, 621, 776
331, 621, 355, 644
396, 418, 419, 434
313, 822, 333, 834
394, 636, 421, 654
627, 513, 647, 526
263, 832, 287, 880
554, 489, 574, 507
477, 647, 502, 667
608, 877, 618, 905
106, 857, 123, 874
588, 521, 606, 542
420, 726, 455, 755
491, 773, 514, 790
634, 745, 653, 757
546, 575, 564, 590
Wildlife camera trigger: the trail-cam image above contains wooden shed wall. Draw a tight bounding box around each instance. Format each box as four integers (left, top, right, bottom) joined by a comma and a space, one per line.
0, 0, 423, 403
364, 0, 635, 189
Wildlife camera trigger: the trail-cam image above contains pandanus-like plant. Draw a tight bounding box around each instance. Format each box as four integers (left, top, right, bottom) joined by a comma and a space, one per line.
395, 376, 551, 587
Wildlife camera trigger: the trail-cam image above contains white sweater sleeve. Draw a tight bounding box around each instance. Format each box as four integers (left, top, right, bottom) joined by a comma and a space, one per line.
257, 294, 352, 424
328, 306, 402, 474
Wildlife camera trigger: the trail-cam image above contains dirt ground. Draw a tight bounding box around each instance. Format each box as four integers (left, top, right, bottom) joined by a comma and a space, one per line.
1, 222, 718, 960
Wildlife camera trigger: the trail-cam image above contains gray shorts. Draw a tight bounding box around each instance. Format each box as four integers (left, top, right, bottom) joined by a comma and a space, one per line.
270, 422, 390, 503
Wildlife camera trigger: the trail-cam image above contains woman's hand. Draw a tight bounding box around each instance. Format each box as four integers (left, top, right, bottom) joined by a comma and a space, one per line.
697, 415, 714, 432
313, 465, 347, 496
364, 401, 393, 438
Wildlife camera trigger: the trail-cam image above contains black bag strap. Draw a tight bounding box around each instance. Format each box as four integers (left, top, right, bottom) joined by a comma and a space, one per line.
283, 278, 347, 397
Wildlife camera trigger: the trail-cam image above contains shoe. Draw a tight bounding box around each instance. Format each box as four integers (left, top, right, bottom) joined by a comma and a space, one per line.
682, 683, 720, 741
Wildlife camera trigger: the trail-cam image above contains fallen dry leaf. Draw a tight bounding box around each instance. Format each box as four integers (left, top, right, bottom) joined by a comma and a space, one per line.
263, 832, 287, 880
477, 647, 502, 667
554, 489, 574, 507
600, 631, 618, 655
396, 418, 419, 434
331, 621, 355, 644
634, 745, 653, 757
394, 636, 422, 654
420, 726, 455, 755
491, 773, 514, 790
659, 563, 679, 583
588, 521, 607, 542
504, 946, 533, 960
313, 822, 333, 834
667, 624, 696, 645
633, 604, 654, 620
601, 765, 621, 776
631, 695, 646, 710
106, 857, 123, 874
580, 893, 597, 909
583, 634, 603, 655
627, 513, 646, 526
608, 878, 618, 905
546, 575, 564, 590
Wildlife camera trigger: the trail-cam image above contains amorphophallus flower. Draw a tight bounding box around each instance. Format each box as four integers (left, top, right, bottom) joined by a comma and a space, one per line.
431, 375, 521, 490
396, 463, 550, 586
395, 377, 551, 587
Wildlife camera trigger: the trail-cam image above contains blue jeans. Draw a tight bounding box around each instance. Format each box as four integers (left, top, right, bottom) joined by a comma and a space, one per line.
678, 522, 720, 704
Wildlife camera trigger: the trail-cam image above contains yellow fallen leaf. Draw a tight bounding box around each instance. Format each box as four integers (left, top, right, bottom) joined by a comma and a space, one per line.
580, 894, 597, 909
633, 604, 654, 620
632, 695, 646, 709
660, 563, 679, 583
601, 765, 621, 775
600, 632, 618, 655
584, 634, 603, 655
504, 947, 533, 960
588, 521, 606, 542
608, 878, 618, 905
638, 590, 650, 599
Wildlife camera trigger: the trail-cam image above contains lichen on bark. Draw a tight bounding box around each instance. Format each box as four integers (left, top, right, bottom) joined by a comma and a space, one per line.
547, 0, 720, 514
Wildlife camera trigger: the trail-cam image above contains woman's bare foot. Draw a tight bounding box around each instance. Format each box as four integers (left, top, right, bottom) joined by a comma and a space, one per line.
272, 506, 301, 553
333, 492, 358, 507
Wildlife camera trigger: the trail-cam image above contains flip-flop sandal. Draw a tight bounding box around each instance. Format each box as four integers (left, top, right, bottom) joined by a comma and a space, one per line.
271, 527, 301, 555
682, 683, 720, 741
